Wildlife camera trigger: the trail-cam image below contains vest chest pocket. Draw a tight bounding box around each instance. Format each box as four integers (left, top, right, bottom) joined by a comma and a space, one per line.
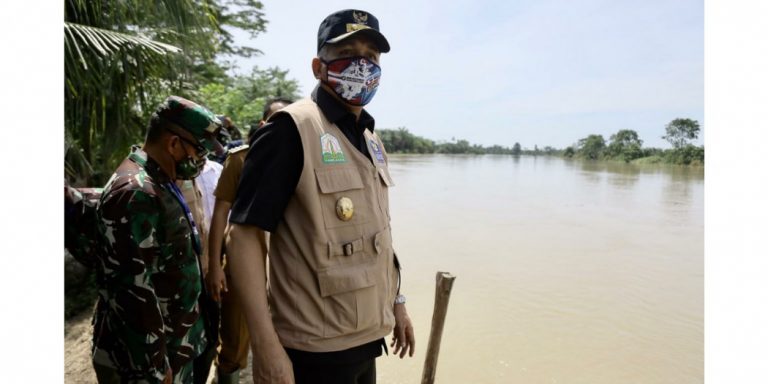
317, 262, 383, 338
315, 167, 371, 229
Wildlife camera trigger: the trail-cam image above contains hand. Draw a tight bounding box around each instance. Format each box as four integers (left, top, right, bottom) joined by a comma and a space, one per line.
391, 303, 415, 358
205, 265, 228, 302
252, 341, 295, 384
162, 367, 173, 384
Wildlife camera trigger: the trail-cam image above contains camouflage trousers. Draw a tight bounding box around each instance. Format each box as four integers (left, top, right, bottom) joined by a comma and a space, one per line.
93, 360, 194, 384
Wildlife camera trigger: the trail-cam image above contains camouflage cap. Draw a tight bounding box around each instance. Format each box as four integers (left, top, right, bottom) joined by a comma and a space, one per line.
155, 96, 224, 154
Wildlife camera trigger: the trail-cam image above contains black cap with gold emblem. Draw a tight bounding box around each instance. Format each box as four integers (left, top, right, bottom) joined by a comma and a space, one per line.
317, 9, 390, 53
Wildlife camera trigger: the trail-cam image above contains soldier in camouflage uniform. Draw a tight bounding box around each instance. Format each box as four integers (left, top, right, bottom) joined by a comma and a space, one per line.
91, 96, 223, 384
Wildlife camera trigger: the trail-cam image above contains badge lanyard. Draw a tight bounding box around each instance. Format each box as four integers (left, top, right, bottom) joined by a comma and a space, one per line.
166, 182, 202, 256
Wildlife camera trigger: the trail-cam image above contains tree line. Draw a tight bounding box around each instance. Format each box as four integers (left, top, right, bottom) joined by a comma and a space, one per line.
563, 118, 703, 165
65, 0, 301, 186
378, 118, 703, 166
377, 128, 562, 156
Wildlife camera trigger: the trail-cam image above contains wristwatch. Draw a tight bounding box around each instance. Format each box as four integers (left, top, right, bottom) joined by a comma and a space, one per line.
394, 294, 406, 305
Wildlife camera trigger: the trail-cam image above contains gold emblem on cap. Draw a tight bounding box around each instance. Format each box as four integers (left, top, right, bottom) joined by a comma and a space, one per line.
353, 11, 368, 25
335, 197, 354, 221
346, 23, 370, 33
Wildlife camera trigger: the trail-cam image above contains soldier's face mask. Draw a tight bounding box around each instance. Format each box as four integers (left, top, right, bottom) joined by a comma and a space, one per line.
321, 56, 381, 106
174, 137, 207, 180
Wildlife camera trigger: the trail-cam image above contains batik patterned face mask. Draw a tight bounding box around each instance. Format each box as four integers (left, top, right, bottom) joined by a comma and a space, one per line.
322, 56, 381, 106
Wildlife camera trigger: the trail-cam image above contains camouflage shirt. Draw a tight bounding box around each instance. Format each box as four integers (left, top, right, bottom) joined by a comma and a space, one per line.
92, 146, 207, 383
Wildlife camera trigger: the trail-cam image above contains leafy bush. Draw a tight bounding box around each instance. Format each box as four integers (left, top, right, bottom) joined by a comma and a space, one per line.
665, 145, 705, 165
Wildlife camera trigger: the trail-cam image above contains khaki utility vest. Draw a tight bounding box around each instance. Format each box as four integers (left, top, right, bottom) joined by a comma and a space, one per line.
268, 98, 398, 352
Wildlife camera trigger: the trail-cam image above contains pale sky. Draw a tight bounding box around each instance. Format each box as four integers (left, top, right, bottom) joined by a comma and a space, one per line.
227, 0, 703, 149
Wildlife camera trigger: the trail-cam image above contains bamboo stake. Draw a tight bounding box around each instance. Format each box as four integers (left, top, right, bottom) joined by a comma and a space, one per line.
421, 271, 456, 384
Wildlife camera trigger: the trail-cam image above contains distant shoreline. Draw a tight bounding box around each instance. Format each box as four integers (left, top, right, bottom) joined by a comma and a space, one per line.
385, 152, 704, 167
377, 124, 704, 166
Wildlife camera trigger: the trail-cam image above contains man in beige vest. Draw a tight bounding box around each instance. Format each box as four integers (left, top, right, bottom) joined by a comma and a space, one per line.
226, 9, 415, 384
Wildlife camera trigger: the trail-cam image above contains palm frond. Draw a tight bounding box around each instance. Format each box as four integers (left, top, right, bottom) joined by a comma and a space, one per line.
65, 22, 181, 69
64, 0, 225, 185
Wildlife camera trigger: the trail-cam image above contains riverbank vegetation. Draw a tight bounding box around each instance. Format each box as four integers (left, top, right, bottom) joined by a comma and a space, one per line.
564, 118, 704, 165
65, 0, 299, 186
377, 128, 563, 156
379, 118, 703, 166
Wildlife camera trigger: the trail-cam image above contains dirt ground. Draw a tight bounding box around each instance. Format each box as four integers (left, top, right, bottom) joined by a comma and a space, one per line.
64, 310, 255, 383
64, 311, 98, 384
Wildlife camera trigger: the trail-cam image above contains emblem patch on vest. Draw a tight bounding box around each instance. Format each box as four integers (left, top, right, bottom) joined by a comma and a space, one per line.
369, 138, 386, 164
320, 133, 346, 163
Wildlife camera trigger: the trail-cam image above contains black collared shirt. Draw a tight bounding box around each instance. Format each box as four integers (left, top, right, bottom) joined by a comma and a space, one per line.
228, 85, 384, 363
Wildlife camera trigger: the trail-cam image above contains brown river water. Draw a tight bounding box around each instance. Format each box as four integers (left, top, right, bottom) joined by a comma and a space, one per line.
376, 155, 704, 384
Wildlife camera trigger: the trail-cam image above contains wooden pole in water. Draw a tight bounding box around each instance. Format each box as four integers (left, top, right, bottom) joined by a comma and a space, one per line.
421, 271, 456, 384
